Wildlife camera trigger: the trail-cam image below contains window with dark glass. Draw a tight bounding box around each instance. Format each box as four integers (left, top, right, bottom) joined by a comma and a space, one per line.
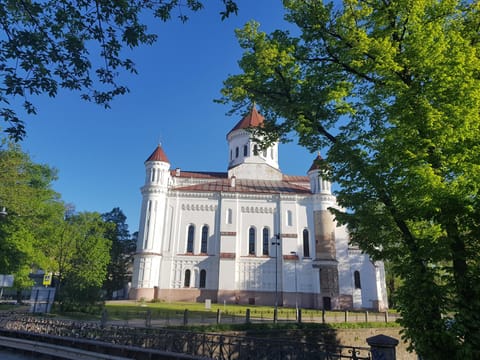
243, 145, 248, 156
249, 227, 256, 255
303, 229, 310, 257
201, 225, 208, 253
187, 225, 195, 253
354, 271, 361, 289
184, 269, 191, 287
235, 147, 239, 158
199, 270, 206, 288
262, 227, 269, 255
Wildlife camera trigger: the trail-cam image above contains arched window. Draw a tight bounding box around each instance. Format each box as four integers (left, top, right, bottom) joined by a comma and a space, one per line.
262, 227, 269, 255
230, 149, 233, 160
201, 225, 208, 253
253, 144, 259, 155
187, 225, 195, 253
287, 210, 293, 226
226, 208, 233, 224
243, 145, 248, 156
199, 270, 206, 288
184, 269, 191, 287
303, 229, 310, 258
262, 149, 267, 157
354, 271, 361, 289
235, 146, 239, 158
249, 227, 256, 255
271, 148, 274, 159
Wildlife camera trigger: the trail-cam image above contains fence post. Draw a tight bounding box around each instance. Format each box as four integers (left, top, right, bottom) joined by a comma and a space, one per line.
100, 309, 108, 328
216, 309, 222, 324
345, 310, 348, 323
367, 334, 399, 360
384, 311, 389, 323
183, 309, 188, 326
322, 309, 326, 323
365, 310, 369, 323
145, 309, 151, 328
297, 308, 302, 324
245, 308, 251, 324
273, 308, 278, 324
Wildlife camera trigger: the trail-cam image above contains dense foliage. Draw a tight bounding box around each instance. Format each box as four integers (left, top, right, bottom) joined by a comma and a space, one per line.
0, 145, 136, 309
102, 207, 136, 299
219, 0, 480, 358
0, 0, 238, 140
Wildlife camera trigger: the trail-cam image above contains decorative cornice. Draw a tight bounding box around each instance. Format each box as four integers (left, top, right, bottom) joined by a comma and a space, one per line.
181, 203, 217, 211
241, 206, 275, 214
141, 186, 168, 195
134, 251, 162, 257
177, 253, 212, 257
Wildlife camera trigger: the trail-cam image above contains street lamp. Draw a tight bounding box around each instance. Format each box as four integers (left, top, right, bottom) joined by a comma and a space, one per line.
272, 234, 281, 324
290, 251, 298, 318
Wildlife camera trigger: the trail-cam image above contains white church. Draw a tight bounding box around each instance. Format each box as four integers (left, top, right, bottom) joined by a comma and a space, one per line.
130, 106, 388, 310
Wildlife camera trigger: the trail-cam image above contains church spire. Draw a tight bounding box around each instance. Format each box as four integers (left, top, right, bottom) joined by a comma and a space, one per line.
227, 103, 264, 136
146, 144, 170, 163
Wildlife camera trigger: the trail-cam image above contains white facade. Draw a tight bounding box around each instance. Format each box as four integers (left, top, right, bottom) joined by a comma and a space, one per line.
131, 107, 388, 310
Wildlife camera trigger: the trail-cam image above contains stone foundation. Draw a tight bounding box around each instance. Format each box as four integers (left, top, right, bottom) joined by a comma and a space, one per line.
130, 287, 380, 311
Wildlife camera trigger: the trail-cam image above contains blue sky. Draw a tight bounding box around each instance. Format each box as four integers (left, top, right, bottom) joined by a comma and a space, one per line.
21, 1, 314, 232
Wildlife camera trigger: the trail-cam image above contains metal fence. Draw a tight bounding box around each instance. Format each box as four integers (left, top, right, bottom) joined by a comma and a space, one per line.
3, 317, 372, 359
104, 308, 399, 328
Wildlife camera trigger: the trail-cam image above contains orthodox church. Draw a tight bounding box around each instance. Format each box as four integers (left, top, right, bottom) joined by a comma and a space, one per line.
130, 106, 388, 310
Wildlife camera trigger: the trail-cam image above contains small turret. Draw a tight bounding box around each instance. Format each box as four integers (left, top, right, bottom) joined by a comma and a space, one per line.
226, 104, 281, 179
131, 144, 170, 298
308, 153, 331, 194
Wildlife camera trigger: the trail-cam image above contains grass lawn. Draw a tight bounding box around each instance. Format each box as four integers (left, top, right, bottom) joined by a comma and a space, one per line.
104, 300, 399, 326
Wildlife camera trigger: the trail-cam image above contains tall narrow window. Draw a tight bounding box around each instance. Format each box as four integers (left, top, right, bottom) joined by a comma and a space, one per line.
235, 147, 239, 158
249, 227, 256, 255
262, 228, 269, 255
243, 145, 248, 156
199, 270, 206, 288
253, 144, 259, 155
287, 210, 293, 226
303, 229, 310, 257
226, 208, 233, 224
187, 225, 195, 253
262, 149, 267, 157
201, 225, 208, 253
354, 271, 361, 289
184, 269, 191, 287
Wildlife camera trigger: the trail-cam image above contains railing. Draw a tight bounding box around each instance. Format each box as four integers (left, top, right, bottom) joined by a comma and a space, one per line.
105, 308, 399, 327
3, 317, 371, 359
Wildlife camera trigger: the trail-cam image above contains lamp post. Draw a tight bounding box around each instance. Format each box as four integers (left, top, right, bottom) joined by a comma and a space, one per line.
272, 234, 280, 324
290, 251, 298, 316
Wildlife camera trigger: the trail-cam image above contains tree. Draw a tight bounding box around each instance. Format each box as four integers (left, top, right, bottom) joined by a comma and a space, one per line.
0, 0, 237, 141
219, 1, 480, 358
57, 211, 112, 311
102, 207, 136, 299
0, 143, 65, 287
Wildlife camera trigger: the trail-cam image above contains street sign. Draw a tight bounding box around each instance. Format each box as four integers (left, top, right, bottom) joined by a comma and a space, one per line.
42, 273, 52, 286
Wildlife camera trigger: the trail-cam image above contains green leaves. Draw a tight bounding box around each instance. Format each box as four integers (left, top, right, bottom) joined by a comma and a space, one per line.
221, 0, 480, 357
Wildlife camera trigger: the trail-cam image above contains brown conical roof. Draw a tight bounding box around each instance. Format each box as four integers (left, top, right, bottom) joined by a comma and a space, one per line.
308, 152, 325, 172
227, 104, 264, 135
146, 144, 169, 163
